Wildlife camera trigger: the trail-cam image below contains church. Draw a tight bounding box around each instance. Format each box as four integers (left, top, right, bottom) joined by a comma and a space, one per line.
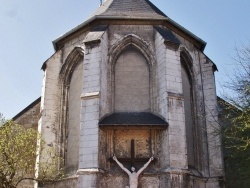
14, 0, 224, 187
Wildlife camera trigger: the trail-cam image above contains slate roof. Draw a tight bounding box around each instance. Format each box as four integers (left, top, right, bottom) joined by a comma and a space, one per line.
53, 0, 207, 51
92, 0, 167, 19
154, 26, 181, 45
99, 112, 168, 129
53, 0, 168, 48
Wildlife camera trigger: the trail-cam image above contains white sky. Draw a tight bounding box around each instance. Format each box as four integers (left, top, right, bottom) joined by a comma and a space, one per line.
0, 0, 250, 118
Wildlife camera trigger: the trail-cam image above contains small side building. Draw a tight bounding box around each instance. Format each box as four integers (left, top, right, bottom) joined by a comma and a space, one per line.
13, 97, 41, 188
13, 97, 41, 130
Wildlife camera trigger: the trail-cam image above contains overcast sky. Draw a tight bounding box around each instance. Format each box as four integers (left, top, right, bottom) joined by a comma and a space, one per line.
0, 0, 249, 118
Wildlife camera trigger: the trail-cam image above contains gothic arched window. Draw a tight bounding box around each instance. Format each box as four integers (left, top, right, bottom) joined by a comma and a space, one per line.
66, 59, 83, 173
59, 47, 84, 174
114, 46, 150, 112
181, 56, 197, 170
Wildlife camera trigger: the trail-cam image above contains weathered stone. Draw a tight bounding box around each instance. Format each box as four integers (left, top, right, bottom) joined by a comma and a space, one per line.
14, 1, 225, 188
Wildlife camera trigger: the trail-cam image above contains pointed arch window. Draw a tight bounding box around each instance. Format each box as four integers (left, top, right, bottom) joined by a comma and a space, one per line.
181, 54, 197, 170
59, 47, 84, 174
114, 45, 150, 112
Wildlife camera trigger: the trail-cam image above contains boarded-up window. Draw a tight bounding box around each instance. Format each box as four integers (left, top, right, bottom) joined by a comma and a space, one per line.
115, 46, 150, 112
181, 64, 195, 169
66, 59, 83, 173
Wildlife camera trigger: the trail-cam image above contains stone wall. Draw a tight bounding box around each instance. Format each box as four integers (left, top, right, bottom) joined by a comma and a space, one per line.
99, 31, 110, 118
36, 50, 62, 187
154, 30, 170, 173
13, 98, 40, 129
41, 177, 78, 188
77, 30, 109, 188
35, 22, 224, 188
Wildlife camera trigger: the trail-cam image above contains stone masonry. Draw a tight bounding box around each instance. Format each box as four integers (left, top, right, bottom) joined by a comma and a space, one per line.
15, 1, 225, 188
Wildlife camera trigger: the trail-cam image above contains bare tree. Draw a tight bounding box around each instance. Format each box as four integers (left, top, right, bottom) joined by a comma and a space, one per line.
220, 43, 250, 187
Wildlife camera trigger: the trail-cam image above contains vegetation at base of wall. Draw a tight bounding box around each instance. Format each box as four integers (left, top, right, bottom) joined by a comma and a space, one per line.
0, 115, 64, 188
220, 43, 250, 187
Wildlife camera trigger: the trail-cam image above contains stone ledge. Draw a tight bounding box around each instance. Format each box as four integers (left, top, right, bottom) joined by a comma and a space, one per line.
160, 168, 190, 175
54, 175, 78, 181
189, 175, 224, 184
77, 168, 104, 175
167, 92, 183, 98
81, 92, 100, 100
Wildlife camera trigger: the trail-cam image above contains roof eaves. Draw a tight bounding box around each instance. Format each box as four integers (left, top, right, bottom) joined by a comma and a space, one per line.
52, 16, 168, 51
53, 16, 207, 52
166, 18, 207, 51
53, 16, 97, 50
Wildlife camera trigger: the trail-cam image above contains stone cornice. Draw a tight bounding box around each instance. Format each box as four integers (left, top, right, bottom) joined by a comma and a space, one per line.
77, 168, 104, 175
81, 92, 100, 100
